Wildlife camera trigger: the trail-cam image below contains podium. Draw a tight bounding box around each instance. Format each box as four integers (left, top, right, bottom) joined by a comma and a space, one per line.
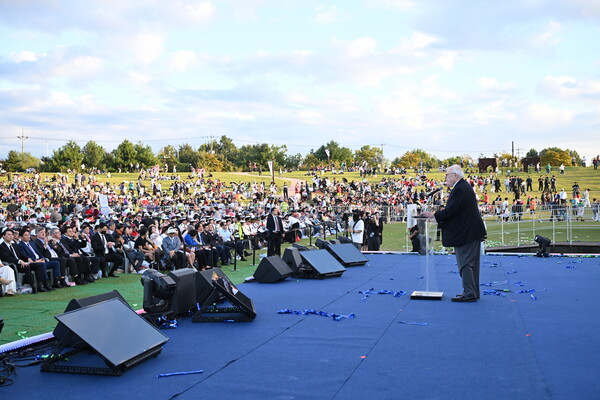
410, 216, 443, 300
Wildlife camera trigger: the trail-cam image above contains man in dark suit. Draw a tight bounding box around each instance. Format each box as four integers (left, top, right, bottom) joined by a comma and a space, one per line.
91, 222, 123, 277
59, 225, 95, 283
266, 207, 284, 256
423, 165, 487, 302
33, 227, 71, 288
17, 228, 60, 292
48, 227, 87, 285
0, 228, 38, 292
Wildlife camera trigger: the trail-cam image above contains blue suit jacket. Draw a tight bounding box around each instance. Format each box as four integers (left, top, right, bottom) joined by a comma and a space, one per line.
18, 241, 44, 261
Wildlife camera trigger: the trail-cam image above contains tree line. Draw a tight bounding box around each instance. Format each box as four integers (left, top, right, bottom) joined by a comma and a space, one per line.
0, 135, 583, 173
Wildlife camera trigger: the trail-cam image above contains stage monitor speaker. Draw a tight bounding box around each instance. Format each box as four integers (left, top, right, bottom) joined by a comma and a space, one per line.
193, 270, 256, 322
337, 236, 353, 244
293, 243, 309, 251
329, 239, 341, 245
325, 243, 369, 266
53, 290, 129, 344
196, 268, 228, 305
315, 238, 328, 249
253, 255, 294, 283
167, 269, 197, 316
296, 249, 346, 279
42, 298, 168, 376
282, 247, 303, 272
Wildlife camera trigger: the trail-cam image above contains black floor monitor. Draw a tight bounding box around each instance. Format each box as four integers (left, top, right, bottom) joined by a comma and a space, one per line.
196, 267, 228, 305
42, 298, 168, 376
53, 290, 130, 345
168, 269, 197, 316
296, 249, 346, 279
325, 243, 369, 266
193, 270, 256, 322
282, 247, 303, 272
253, 255, 294, 282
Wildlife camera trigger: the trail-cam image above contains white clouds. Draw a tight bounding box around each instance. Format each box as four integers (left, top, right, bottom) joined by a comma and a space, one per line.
569, 0, 600, 18
0, 1, 598, 163
315, 5, 339, 24
54, 56, 104, 78
128, 71, 153, 85
130, 32, 165, 65
373, 0, 416, 10
477, 77, 516, 91
377, 93, 424, 129
434, 51, 457, 70
472, 101, 516, 125
333, 37, 378, 58
169, 51, 199, 72
400, 32, 438, 50
49, 92, 75, 106
539, 75, 600, 102
525, 104, 574, 127
296, 109, 323, 124
529, 20, 562, 49
196, 110, 255, 121
174, 1, 216, 24
8, 51, 43, 63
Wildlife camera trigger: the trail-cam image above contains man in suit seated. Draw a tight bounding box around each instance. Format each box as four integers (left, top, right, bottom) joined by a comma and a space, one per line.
0, 228, 43, 293
90, 222, 123, 277
48, 227, 87, 286
59, 226, 95, 284
17, 227, 60, 292
33, 227, 71, 288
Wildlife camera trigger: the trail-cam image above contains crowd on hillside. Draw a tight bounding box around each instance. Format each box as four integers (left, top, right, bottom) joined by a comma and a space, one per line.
1, 165, 598, 296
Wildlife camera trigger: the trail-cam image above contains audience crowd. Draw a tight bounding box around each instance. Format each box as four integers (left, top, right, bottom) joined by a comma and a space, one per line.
1, 165, 597, 296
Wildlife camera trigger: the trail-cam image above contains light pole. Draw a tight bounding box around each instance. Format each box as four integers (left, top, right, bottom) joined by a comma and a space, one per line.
17, 129, 28, 155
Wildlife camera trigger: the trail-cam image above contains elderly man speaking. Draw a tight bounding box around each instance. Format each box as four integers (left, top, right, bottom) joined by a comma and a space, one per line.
422, 165, 487, 302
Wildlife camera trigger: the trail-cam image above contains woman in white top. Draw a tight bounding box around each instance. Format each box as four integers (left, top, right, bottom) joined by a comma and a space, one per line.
0, 261, 17, 295
349, 211, 365, 250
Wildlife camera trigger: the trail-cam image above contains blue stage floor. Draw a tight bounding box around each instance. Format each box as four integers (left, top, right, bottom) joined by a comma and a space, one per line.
2, 253, 599, 400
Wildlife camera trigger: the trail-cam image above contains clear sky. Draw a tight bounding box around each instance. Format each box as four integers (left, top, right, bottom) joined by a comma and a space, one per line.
1, 0, 599, 163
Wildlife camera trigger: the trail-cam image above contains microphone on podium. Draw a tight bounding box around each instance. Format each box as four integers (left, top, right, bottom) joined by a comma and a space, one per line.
426, 187, 443, 197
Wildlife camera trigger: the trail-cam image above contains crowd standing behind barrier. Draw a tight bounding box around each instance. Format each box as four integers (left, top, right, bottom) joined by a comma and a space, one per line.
0, 168, 598, 295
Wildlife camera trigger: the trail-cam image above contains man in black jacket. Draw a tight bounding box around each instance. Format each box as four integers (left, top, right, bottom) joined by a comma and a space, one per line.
91, 222, 123, 277
423, 165, 487, 302
59, 226, 95, 283
266, 207, 284, 256
48, 227, 87, 285
0, 229, 40, 293
33, 227, 70, 288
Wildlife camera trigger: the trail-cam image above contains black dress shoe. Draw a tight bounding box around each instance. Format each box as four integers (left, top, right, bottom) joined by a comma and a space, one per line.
75, 277, 87, 285
451, 296, 477, 302
37, 285, 48, 293
85, 275, 95, 283
239, 257, 247, 262
456, 293, 481, 300
44, 281, 55, 291
244, 251, 252, 257
52, 281, 63, 289
108, 272, 120, 278
32, 286, 38, 294
60, 279, 70, 288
